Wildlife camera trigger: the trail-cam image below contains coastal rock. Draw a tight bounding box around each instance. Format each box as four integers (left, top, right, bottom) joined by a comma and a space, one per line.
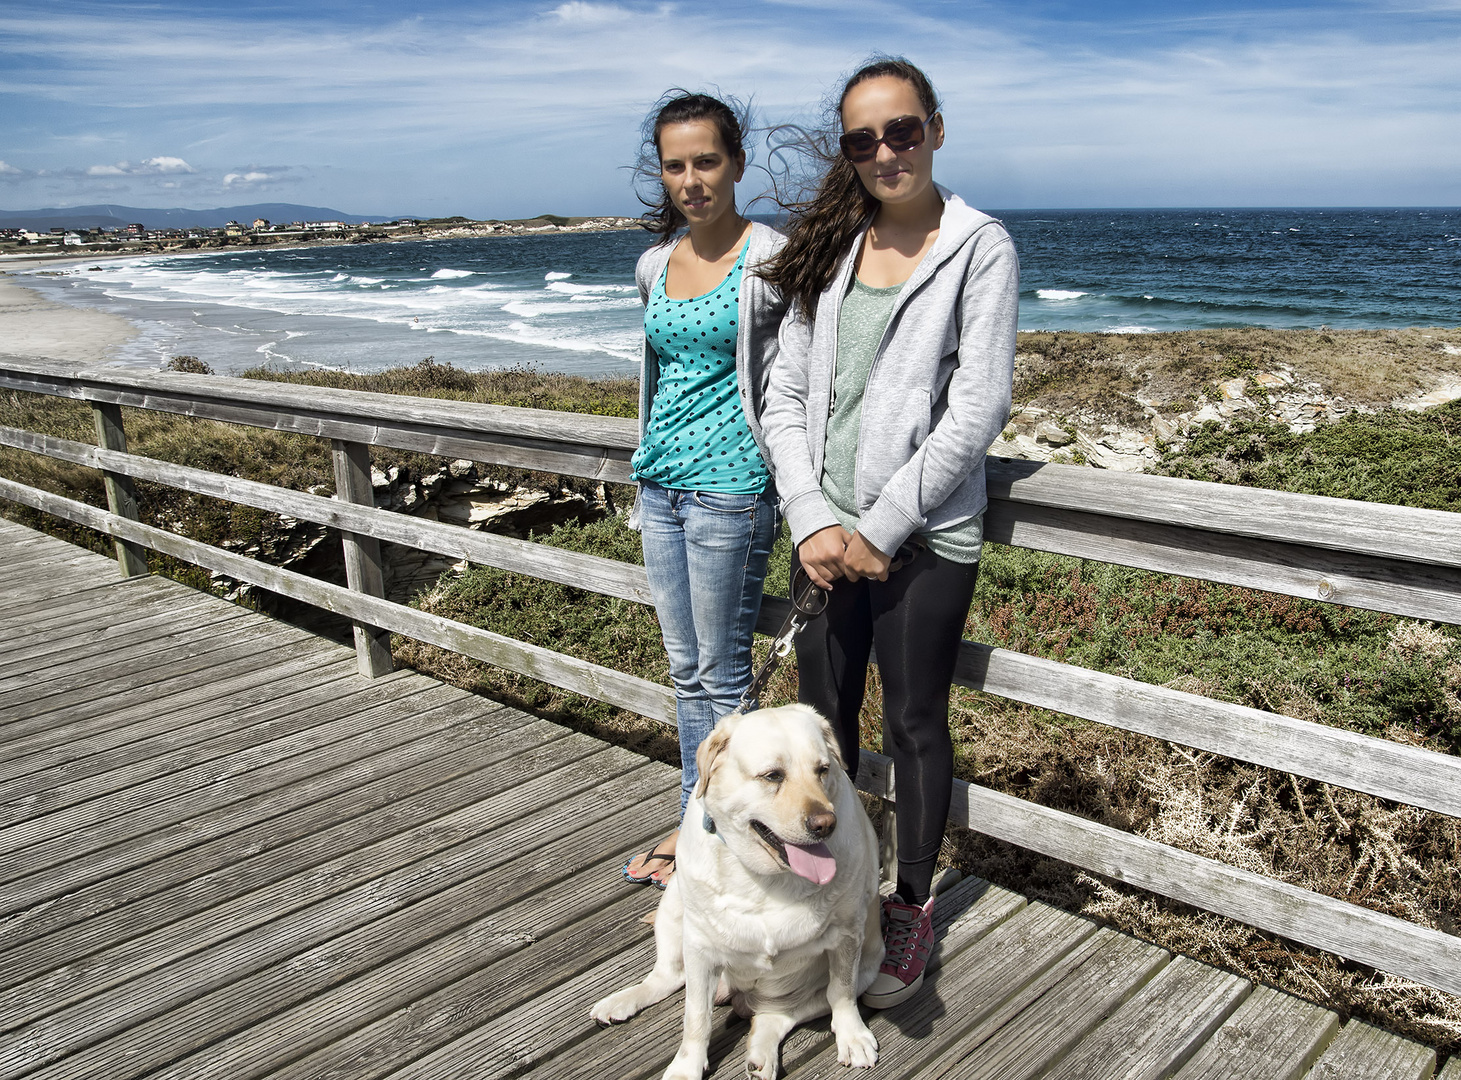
1034, 421, 1074, 446
1217, 377, 1248, 400
1396, 382, 1461, 411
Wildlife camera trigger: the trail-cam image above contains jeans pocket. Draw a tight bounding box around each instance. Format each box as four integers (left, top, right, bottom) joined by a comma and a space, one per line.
692, 491, 758, 514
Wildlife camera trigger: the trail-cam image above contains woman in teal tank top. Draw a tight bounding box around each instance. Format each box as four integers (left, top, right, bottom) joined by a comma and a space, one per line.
620, 93, 788, 889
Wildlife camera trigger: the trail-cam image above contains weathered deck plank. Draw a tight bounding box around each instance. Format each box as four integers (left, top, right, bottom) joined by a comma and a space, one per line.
1041, 955, 1251, 1079
1173, 984, 1339, 1079
0, 657, 384, 814
0, 622, 321, 723
0, 587, 187, 653
925, 929, 1170, 1080
0, 587, 242, 669
0, 712, 571, 985
1305, 1019, 1437, 1078
0, 518, 1444, 1080
0, 602, 255, 692
4, 759, 676, 1080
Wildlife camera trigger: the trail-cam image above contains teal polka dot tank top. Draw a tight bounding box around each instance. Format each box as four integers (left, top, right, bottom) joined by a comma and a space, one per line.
631, 238, 768, 493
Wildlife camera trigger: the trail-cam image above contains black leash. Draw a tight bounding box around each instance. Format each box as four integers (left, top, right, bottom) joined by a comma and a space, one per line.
734, 537, 924, 714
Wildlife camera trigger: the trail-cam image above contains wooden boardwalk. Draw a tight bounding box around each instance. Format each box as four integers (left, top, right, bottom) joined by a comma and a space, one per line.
0, 517, 1447, 1080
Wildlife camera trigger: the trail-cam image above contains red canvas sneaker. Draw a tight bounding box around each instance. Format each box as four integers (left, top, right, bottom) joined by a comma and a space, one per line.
859, 893, 934, 1009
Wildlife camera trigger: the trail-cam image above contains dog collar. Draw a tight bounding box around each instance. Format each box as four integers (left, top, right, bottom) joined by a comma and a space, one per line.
702, 810, 717, 835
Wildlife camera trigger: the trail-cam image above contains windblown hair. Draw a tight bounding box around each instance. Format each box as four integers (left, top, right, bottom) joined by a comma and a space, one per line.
633, 91, 749, 246
761, 58, 941, 316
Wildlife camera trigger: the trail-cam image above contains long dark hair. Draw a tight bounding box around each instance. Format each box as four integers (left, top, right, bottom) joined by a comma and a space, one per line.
633, 91, 749, 246
761, 58, 941, 315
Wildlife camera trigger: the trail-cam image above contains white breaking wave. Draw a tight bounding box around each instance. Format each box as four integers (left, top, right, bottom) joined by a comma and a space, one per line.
545, 280, 636, 296
1037, 289, 1088, 301
40, 243, 649, 372
1107, 324, 1159, 334
504, 298, 640, 318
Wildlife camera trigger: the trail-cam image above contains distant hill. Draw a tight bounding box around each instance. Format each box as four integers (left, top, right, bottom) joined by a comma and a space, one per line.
0, 203, 404, 231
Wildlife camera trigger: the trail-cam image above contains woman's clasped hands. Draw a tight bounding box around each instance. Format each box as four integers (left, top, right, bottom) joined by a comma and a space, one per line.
798, 525, 893, 588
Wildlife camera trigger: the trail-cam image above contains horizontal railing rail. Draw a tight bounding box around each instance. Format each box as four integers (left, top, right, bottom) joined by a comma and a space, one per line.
3, 354, 1460, 999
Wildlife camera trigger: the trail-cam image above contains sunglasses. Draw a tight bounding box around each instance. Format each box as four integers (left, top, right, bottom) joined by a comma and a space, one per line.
838, 114, 936, 163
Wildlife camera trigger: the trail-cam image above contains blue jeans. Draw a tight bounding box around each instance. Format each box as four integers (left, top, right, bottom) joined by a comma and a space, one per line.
637, 481, 778, 816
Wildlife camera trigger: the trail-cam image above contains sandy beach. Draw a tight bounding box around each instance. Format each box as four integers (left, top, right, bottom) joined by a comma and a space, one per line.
0, 264, 138, 363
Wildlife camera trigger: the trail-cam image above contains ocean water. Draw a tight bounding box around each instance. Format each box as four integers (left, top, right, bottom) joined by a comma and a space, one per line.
15, 207, 1460, 376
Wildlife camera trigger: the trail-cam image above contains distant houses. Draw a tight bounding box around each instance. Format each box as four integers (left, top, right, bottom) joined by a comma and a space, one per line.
0, 215, 540, 255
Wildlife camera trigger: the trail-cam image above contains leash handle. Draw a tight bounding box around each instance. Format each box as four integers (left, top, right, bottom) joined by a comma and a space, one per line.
732, 535, 924, 714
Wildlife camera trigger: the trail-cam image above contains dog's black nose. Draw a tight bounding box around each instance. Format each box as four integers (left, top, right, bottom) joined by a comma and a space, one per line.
805, 810, 836, 839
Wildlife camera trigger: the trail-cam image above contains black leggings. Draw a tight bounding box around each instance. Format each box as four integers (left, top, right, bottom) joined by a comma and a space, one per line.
792, 544, 979, 907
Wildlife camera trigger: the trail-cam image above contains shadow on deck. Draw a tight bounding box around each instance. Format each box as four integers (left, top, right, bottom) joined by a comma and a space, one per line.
0, 518, 1445, 1080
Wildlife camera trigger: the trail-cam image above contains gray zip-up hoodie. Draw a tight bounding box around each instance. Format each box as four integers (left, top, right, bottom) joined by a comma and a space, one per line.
761, 188, 1018, 557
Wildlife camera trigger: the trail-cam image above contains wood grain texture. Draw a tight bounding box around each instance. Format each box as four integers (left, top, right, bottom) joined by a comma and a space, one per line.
1172, 985, 1339, 1080
87, 401, 147, 577
1039, 955, 1250, 1080
929, 929, 1170, 1080
957, 642, 1461, 820
983, 498, 1461, 622
987, 455, 1461, 569
0, 519, 1444, 1080
786, 901, 1101, 1080
1306, 1020, 1438, 1079
331, 438, 393, 677
947, 779, 1461, 998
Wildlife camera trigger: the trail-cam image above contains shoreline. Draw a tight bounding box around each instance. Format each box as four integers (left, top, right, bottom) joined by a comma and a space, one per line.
0, 275, 138, 363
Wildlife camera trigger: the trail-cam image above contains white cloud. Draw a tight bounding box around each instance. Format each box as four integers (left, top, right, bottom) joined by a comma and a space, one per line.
0, 160, 22, 176
85, 157, 196, 177
223, 170, 275, 186
547, 2, 634, 24
141, 155, 195, 174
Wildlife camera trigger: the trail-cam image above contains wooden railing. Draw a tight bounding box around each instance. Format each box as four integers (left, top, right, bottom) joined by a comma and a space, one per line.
3, 354, 1460, 1000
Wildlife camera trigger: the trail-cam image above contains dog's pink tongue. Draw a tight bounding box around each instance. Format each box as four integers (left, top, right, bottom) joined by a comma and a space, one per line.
785, 842, 837, 885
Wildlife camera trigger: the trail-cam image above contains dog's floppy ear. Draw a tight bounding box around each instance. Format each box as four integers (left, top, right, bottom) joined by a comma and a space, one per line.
694, 714, 741, 800
816, 715, 847, 770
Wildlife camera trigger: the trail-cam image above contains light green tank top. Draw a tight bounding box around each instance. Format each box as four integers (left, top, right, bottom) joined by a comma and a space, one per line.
821, 276, 983, 564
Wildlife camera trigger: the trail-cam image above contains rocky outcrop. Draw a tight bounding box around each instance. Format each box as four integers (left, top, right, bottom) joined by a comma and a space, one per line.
997, 362, 1461, 473
214, 459, 610, 617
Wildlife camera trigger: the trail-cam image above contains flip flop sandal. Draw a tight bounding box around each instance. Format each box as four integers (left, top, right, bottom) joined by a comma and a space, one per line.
621, 844, 675, 886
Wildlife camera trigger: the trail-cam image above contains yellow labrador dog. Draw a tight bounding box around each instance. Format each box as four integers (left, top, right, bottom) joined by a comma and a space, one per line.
591, 703, 882, 1080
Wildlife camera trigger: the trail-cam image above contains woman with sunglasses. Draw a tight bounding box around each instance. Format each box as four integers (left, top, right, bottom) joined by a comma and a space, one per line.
620, 92, 787, 890
761, 58, 1018, 1007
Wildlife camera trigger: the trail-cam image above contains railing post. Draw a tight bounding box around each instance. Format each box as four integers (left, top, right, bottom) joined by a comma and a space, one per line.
331, 439, 393, 677
879, 797, 899, 893
89, 402, 149, 578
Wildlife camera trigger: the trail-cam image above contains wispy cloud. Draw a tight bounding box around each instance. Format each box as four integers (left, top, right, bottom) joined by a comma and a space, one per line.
0, 1, 1457, 212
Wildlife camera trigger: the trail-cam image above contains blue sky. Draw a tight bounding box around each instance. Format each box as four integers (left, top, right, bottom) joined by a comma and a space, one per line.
1, 0, 1458, 216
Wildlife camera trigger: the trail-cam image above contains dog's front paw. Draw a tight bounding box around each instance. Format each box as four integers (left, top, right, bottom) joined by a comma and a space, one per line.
836, 1023, 879, 1069
745, 1050, 779, 1080
589, 986, 646, 1025
662, 1044, 708, 1080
